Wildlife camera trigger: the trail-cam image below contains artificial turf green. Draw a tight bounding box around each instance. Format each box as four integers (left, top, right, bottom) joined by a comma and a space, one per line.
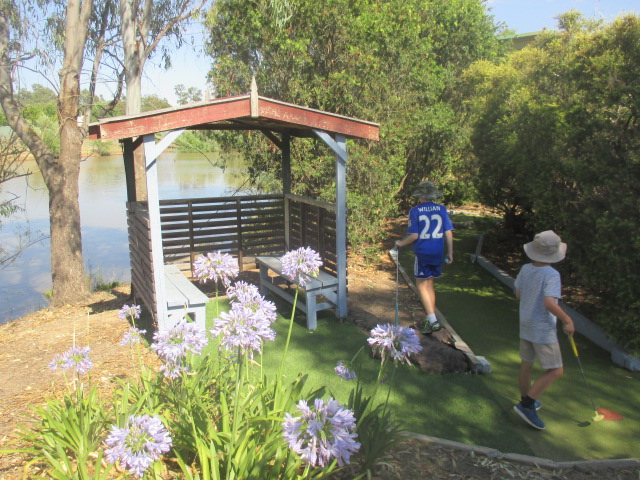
203, 216, 640, 462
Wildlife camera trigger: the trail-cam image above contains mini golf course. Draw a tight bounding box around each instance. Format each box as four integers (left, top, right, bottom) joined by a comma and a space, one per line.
395, 214, 640, 462
206, 213, 639, 463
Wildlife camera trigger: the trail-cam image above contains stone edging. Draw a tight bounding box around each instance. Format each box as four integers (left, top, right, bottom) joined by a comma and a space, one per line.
471, 234, 640, 372
406, 431, 640, 471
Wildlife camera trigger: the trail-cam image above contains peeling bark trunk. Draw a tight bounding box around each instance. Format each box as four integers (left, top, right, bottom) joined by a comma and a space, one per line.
0, 1, 93, 305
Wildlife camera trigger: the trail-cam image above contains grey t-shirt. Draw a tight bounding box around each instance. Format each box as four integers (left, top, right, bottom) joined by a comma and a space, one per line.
514, 263, 562, 344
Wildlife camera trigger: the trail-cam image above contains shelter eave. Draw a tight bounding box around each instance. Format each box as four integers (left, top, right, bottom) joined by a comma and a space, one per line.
88, 95, 379, 142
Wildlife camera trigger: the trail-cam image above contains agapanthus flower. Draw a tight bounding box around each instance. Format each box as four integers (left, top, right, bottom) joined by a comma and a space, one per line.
334, 361, 357, 381
226, 282, 277, 324
120, 327, 147, 347
151, 321, 208, 363
211, 302, 276, 359
159, 360, 187, 379
367, 323, 422, 365
280, 247, 322, 287
193, 251, 239, 287
151, 321, 208, 378
226, 281, 260, 303
283, 397, 360, 467
118, 304, 141, 322
48, 346, 93, 374
104, 414, 172, 478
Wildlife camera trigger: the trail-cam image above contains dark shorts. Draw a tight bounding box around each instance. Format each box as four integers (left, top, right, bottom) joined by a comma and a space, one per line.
414, 255, 442, 279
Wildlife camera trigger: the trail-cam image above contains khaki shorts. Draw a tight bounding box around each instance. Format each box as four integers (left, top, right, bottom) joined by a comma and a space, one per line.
519, 339, 563, 369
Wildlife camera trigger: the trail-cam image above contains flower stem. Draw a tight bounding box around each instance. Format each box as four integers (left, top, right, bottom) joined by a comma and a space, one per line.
278, 286, 299, 378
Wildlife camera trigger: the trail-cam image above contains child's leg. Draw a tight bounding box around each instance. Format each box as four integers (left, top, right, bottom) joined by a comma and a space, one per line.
519, 361, 534, 398
416, 277, 436, 315
528, 367, 563, 399
527, 342, 564, 399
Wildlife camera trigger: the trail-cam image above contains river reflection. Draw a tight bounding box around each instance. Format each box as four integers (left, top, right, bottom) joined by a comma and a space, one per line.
0, 151, 248, 324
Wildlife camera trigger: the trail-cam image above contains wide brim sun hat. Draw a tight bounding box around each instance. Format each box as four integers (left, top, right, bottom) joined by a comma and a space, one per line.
523, 230, 567, 263
411, 181, 442, 200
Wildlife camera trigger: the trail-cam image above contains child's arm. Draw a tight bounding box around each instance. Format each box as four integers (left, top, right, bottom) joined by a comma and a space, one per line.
395, 233, 418, 248
444, 230, 454, 263
544, 296, 575, 336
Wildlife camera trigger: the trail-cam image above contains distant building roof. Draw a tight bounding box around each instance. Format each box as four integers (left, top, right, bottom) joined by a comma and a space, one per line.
497, 30, 546, 50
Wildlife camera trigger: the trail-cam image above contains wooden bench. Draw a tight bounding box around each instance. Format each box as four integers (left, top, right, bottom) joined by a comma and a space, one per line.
256, 255, 339, 330
162, 264, 209, 331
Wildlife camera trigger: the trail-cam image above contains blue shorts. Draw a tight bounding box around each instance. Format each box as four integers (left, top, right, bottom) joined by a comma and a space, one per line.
414, 255, 442, 279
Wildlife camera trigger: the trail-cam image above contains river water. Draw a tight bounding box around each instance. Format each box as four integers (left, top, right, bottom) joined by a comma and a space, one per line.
0, 151, 248, 324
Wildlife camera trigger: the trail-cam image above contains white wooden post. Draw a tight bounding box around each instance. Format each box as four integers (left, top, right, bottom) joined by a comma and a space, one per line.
144, 130, 185, 330
313, 130, 348, 318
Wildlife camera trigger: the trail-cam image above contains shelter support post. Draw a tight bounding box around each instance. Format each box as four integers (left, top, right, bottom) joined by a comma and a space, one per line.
313, 130, 348, 319
143, 129, 185, 330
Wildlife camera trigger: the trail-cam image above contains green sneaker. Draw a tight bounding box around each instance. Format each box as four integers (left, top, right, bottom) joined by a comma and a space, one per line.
420, 320, 442, 334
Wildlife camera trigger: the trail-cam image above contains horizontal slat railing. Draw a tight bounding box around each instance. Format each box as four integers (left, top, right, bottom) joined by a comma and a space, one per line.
128, 194, 339, 294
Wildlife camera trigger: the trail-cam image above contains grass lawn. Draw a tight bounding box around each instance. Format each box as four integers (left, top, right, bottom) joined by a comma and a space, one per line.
205, 215, 640, 462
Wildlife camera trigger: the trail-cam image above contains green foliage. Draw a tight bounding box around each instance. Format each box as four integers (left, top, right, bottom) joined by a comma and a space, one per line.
175, 84, 203, 105
205, 0, 502, 257
16, 384, 113, 480
173, 130, 220, 153
465, 13, 640, 351
142, 94, 172, 112
12, 271, 406, 478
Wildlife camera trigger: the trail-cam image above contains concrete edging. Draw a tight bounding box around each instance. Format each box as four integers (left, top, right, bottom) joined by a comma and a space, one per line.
471, 234, 640, 372
406, 431, 640, 471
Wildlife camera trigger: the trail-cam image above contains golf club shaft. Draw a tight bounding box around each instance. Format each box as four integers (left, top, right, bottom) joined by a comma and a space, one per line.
569, 337, 598, 412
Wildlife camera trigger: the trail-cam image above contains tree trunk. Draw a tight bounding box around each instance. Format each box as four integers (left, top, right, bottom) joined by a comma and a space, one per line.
42, 0, 94, 305
46, 130, 86, 304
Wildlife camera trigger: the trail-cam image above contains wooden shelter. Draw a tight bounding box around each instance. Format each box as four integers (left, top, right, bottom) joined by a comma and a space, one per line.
88, 83, 379, 330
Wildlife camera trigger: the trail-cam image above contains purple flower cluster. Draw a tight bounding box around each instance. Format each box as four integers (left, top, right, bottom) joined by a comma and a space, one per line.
334, 361, 357, 381
226, 281, 277, 322
280, 247, 322, 287
48, 346, 93, 375
151, 321, 208, 378
367, 323, 422, 364
104, 414, 172, 478
211, 285, 277, 359
193, 251, 239, 287
118, 304, 141, 322
283, 397, 360, 467
120, 327, 147, 347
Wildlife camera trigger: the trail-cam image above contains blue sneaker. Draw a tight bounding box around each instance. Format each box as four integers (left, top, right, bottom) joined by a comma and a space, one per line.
521, 399, 542, 410
514, 402, 546, 430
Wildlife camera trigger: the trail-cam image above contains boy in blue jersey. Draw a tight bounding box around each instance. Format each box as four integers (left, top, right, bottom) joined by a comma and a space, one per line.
395, 181, 453, 335
513, 230, 575, 430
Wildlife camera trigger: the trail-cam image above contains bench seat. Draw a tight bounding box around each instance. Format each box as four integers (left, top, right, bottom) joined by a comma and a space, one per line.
256, 255, 338, 330
162, 264, 209, 331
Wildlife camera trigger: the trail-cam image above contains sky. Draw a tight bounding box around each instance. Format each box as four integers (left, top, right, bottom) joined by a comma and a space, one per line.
18, 1, 639, 107
143, 0, 639, 106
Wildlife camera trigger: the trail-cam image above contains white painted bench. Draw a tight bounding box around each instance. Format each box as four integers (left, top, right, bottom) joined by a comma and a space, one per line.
162, 264, 209, 331
256, 255, 339, 330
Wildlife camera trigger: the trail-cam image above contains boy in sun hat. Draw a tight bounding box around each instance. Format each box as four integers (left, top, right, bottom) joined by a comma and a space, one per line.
395, 181, 453, 335
513, 230, 575, 430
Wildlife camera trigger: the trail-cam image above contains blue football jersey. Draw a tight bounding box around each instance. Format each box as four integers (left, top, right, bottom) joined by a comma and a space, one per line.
407, 202, 454, 263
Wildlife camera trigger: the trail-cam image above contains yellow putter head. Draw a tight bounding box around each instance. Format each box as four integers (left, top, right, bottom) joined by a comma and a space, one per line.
569, 337, 623, 422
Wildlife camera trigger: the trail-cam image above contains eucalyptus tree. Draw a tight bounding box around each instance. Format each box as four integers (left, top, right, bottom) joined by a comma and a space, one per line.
0, 0, 208, 305
204, 0, 501, 252
0, 0, 95, 304
118, 0, 209, 201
